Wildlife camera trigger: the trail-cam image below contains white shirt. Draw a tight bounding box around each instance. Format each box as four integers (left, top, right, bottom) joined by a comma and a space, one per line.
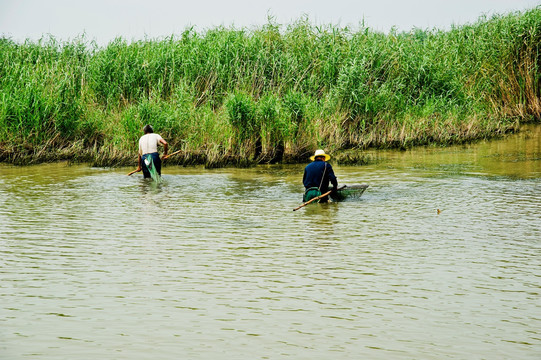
139, 133, 164, 155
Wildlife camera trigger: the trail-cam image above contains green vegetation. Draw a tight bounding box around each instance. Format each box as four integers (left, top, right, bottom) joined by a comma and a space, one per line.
0, 8, 539, 166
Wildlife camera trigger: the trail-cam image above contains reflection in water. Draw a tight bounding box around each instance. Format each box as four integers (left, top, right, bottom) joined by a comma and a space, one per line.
1, 125, 540, 359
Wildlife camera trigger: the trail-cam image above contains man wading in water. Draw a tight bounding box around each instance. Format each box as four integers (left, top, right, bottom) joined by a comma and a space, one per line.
136, 124, 168, 181
303, 149, 338, 203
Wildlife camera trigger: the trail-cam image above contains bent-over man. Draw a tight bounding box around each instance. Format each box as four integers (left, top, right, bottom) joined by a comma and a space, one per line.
137, 124, 168, 180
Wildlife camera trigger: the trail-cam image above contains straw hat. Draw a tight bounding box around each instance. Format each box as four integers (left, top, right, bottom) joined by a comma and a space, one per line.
310, 149, 331, 161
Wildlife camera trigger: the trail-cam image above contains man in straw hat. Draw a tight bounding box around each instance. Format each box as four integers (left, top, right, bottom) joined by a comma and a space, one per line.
302, 149, 338, 203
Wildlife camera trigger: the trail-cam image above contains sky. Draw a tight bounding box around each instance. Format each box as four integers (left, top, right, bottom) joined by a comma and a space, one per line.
1, 0, 539, 46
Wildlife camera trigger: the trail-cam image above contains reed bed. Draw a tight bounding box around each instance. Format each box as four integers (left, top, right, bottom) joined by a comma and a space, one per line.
0, 8, 539, 166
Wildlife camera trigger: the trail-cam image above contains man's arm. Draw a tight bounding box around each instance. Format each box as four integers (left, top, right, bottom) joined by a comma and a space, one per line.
328, 166, 338, 191
331, 176, 338, 191
137, 154, 142, 171
159, 138, 168, 159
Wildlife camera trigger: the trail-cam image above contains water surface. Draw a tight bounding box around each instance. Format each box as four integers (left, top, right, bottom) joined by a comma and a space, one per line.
1, 125, 540, 359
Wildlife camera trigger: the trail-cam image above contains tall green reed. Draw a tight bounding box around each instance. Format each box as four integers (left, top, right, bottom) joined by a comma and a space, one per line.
0, 7, 539, 165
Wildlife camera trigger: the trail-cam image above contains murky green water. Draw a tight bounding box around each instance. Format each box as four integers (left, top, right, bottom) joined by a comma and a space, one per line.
1, 125, 540, 359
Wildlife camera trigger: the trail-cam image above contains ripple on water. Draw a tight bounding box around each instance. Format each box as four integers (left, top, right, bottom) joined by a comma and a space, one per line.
1, 158, 540, 359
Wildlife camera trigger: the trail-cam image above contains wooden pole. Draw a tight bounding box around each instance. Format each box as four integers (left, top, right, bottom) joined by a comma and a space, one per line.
293, 190, 333, 211
163, 149, 183, 160
293, 185, 346, 211
127, 149, 182, 176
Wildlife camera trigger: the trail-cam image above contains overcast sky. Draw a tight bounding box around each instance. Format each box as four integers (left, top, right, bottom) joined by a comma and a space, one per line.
1, 0, 539, 45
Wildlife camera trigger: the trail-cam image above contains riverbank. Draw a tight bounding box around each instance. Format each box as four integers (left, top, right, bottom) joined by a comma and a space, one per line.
1, 7, 539, 167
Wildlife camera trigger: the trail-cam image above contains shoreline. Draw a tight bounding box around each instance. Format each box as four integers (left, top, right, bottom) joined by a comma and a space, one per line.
2, 122, 535, 168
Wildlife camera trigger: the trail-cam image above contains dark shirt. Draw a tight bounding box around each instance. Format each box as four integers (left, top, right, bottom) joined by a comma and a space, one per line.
303, 160, 338, 193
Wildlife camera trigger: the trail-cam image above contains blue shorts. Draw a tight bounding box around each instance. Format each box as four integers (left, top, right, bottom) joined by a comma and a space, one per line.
141, 152, 161, 179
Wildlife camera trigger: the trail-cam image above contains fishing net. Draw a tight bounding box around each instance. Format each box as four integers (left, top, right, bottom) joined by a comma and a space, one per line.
331, 184, 368, 201
144, 156, 162, 183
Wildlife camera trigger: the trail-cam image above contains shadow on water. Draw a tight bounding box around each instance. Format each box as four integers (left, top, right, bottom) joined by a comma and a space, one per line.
301, 201, 340, 218
137, 177, 163, 194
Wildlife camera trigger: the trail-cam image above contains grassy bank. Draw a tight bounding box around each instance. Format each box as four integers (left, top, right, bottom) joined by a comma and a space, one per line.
0, 8, 539, 167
